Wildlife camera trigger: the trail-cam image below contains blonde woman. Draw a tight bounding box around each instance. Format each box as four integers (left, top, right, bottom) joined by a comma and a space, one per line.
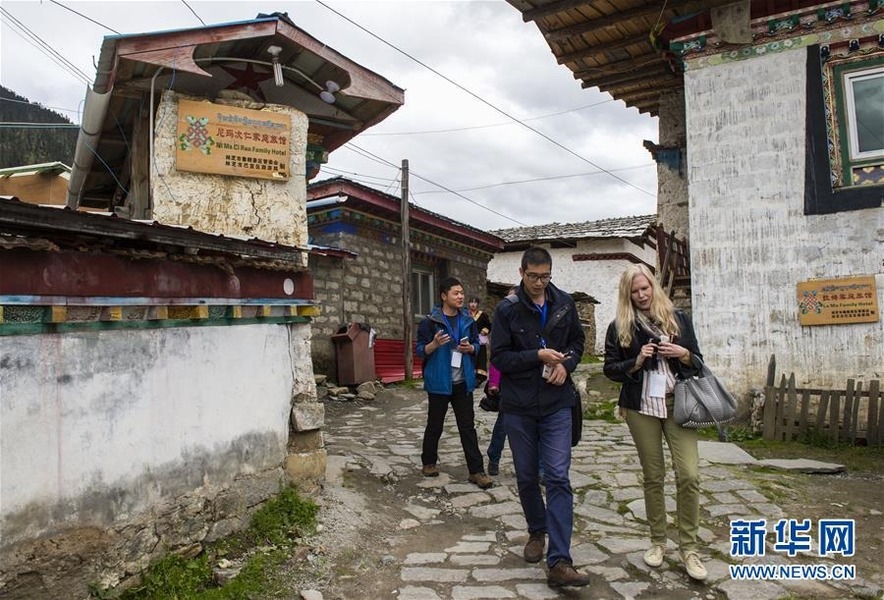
602, 264, 708, 581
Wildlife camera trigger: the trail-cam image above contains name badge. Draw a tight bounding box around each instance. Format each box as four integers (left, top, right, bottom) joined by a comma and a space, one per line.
451, 350, 462, 368
648, 371, 667, 398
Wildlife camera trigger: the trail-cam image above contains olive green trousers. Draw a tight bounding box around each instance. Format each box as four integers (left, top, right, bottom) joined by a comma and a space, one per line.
625, 404, 700, 553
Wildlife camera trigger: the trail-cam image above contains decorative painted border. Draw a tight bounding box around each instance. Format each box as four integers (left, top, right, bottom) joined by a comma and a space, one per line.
679, 10, 884, 71
0, 302, 317, 336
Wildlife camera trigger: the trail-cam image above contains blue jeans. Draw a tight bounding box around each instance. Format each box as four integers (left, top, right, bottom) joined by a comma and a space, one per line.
505, 407, 573, 567
487, 413, 507, 464
487, 414, 546, 479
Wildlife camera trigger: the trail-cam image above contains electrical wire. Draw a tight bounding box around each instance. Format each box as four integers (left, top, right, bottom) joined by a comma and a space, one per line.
181, 0, 206, 26
347, 143, 529, 227
49, 0, 119, 34
0, 122, 80, 128
363, 99, 614, 136
0, 7, 92, 85
314, 0, 654, 198
321, 165, 400, 183
0, 96, 80, 116
411, 163, 655, 195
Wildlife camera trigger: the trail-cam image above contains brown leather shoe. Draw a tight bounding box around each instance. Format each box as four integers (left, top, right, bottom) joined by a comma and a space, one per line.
547, 560, 591, 587
421, 464, 439, 477
523, 531, 545, 563
468, 472, 493, 489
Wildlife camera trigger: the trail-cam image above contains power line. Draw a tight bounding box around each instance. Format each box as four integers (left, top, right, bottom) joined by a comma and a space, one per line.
347, 143, 529, 227
0, 122, 80, 128
314, 0, 654, 198
322, 165, 400, 183
49, 0, 119, 34
0, 96, 80, 116
363, 99, 614, 136
0, 7, 92, 85
181, 0, 206, 26
412, 164, 655, 195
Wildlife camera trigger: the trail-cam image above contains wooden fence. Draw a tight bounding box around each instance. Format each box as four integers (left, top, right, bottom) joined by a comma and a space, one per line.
762, 355, 882, 446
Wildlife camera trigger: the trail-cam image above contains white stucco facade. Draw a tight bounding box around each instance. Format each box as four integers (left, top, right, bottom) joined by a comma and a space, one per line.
684, 48, 883, 396
0, 323, 312, 548
487, 239, 657, 354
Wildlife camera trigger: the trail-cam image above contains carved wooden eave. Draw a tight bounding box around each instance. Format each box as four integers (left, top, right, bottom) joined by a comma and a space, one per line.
506, 0, 846, 115
70, 13, 404, 210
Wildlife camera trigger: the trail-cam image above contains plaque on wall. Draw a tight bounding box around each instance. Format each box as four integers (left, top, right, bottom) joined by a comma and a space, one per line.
796, 275, 879, 326
176, 99, 290, 181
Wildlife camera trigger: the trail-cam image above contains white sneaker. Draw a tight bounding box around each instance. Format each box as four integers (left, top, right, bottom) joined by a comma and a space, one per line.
681, 551, 708, 581
643, 544, 664, 567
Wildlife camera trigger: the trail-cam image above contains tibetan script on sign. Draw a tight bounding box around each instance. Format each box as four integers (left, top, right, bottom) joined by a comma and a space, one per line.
796, 275, 879, 326
176, 99, 290, 181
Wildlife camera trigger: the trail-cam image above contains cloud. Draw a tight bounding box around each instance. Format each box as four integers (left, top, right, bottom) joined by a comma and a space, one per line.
0, 0, 659, 230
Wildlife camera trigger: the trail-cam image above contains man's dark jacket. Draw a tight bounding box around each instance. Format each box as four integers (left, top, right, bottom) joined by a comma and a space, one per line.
603, 309, 703, 410
490, 282, 584, 417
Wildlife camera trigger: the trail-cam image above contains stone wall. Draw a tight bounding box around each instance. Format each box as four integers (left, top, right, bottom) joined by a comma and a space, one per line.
308, 225, 489, 380
684, 46, 883, 397
151, 92, 309, 262
0, 323, 320, 598
657, 90, 689, 243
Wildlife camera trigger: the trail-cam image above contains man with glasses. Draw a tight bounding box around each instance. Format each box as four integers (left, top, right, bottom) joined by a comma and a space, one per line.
490, 247, 589, 588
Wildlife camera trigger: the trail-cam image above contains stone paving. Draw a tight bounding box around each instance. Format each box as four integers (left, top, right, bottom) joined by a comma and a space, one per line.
322, 387, 880, 599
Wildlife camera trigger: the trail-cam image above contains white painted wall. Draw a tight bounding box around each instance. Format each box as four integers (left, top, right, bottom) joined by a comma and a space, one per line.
685, 48, 883, 397
487, 239, 656, 353
0, 323, 308, 547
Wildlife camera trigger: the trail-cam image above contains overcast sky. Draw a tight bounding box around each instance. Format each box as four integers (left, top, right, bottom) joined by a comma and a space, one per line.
0, 0, 659, 231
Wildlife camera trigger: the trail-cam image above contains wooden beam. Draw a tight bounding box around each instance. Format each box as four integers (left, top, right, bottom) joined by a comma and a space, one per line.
603, 78, 683, 99
543, 0, 731, 43
523, 0, 594, 23
556, 32, 652, 65
581, 63, 674, 88
588, 74, 680, 95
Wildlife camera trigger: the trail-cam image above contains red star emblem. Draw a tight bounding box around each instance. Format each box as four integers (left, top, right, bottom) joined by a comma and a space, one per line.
222, 63, 273, 97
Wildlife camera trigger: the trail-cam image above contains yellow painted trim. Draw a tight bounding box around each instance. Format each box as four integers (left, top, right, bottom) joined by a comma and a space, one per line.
101, 306, 122, 321
0, 306, 4, 322
228, 306, 243, 319
168, 306, 209, 319
297, 305, 321, 317
258, 305, 273, 318
47, 306, 68, 323
148, 306, 169, 320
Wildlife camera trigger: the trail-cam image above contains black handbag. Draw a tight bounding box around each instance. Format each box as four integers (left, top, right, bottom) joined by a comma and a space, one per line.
479, 393, 500, 412
673, 358, 737, 441
571, 388, 583, 446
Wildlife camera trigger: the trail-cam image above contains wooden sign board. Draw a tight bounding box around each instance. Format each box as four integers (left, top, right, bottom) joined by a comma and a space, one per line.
797, 275, 879, 326
176, 99, 290, 181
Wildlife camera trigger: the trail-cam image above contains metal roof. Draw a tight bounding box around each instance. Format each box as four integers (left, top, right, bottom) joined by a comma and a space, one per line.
0, 162, 71, 178
0, 195, 307, 264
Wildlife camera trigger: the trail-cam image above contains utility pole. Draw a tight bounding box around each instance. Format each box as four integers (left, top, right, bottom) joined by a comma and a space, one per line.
401, 159, 413, 382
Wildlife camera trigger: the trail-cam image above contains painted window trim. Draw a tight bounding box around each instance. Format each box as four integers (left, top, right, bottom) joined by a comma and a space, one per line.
842, 65, 884, 162
805, 45, 883, 215
831, 56, 884, 187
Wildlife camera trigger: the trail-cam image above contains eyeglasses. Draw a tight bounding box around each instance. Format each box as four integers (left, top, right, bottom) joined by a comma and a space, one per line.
524, 273, 551, 283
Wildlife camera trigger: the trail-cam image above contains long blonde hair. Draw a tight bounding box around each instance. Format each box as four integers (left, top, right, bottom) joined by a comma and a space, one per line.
614, 264, 680, 347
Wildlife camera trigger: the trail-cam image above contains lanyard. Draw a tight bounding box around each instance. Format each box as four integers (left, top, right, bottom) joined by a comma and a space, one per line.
535, 302, 548, 348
